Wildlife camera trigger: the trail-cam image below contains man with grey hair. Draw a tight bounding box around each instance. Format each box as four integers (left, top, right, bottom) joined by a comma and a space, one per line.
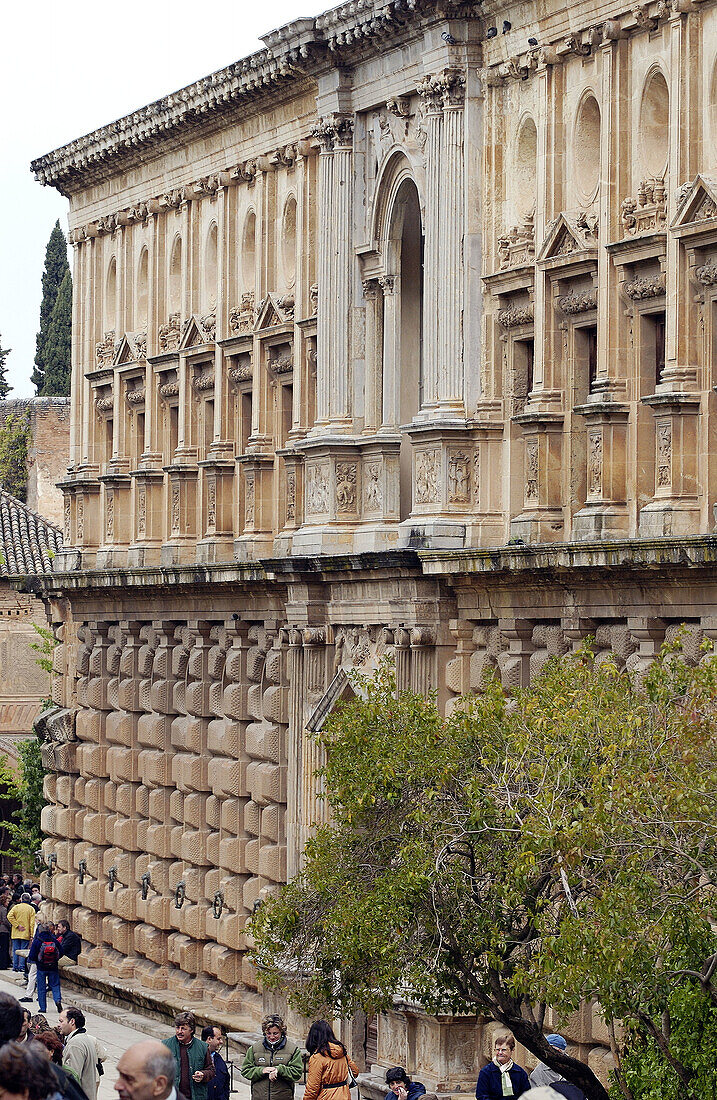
163, 1011, 214, 1100
116, 1038, 188, 1100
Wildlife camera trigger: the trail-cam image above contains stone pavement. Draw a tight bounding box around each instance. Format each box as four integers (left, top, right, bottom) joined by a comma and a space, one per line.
0, 967, 256, 1100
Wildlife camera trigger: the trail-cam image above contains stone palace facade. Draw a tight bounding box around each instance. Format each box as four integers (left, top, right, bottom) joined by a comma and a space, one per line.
31, 0, 717, 1086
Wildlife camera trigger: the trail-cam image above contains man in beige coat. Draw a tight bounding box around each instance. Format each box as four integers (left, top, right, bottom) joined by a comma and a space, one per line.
59, 1005, 105, 1100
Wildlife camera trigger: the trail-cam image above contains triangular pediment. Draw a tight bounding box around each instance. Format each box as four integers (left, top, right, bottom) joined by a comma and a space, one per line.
255, 294, 282, 330
113, 332, 147, 366
671, 175, 717, 230
538, 211, 599, 263
255, 293, 292, 331
305, 668, 368, 733
178, 316, 207, 351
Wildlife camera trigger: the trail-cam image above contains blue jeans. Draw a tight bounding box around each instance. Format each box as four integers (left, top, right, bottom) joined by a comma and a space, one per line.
11, 939, 28, 971
37, 968, 61, 1012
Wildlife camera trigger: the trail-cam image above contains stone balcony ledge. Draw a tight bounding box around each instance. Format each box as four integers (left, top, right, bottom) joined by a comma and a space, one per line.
419, 534, 717, 576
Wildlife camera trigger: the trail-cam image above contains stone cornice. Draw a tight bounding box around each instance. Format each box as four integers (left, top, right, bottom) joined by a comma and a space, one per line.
419, 535, 717, 576
32, 0, 480, 196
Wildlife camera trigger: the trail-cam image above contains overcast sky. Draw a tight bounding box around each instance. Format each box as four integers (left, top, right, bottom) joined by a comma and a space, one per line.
0, 1, 326, 398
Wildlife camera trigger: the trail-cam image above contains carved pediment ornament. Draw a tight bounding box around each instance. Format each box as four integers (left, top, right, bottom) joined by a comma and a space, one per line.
620, 177, 666, 237
255, 292, 294, 330
538, 210, 598, 263
158, 313, 182, 353
96, 330, 117, 368
114, 331, 147, 366
178, 314, 216, 350
671, 175, 717, 231
229, 292, 256, 335
498, 209, 535, 270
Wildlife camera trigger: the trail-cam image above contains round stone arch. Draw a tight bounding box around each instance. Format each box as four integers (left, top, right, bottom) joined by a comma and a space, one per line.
513, 113, 538, 219
135, 247, 149, 331
371, 146, 424, 256
203, 221, 218, 312
639, 65, 670, 179
370, 149, 424, 519
281, 193, 298, 290
168, 234, 182, 314
573, 90, 602, 204
104, 255, 117, 332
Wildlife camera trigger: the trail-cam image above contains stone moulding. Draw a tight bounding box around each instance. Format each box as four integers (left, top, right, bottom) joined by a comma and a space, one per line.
31, 0, 478, 194
557, 290, 597, 315
623, 274, 666, 300
497, 305, 534, 328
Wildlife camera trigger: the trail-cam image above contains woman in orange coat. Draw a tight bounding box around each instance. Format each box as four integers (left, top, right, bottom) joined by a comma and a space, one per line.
302, 1021, 359, 1100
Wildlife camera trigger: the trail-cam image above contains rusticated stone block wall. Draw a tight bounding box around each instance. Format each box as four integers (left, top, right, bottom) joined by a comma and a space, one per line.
37, 558, 717, 1088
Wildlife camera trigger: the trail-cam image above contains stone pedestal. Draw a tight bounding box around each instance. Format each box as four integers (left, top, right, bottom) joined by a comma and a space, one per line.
639, 391, 701, 536
509, 412, 565, 543
573, 401, 630, 540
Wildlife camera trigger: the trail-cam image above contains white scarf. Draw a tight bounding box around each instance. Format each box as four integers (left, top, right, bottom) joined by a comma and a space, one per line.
492, 1059, 514, 1097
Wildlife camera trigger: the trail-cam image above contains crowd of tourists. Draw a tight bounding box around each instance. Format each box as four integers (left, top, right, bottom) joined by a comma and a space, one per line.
0, 984, 586, 1100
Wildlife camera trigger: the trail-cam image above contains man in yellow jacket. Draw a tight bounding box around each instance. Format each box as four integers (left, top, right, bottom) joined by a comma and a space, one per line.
8, 893, 35, 972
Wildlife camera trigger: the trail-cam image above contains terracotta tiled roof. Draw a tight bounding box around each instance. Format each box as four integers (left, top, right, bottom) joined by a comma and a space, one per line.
0, 489, 62, 576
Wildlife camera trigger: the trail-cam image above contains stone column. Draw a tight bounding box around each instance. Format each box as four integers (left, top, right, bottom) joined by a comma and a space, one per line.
380, 275, 399, 428
437, 71, 466, 415
313, 115, 354, 429
314, 125, 334, 425
417, 77, 443, 412
362, 279, 383, 434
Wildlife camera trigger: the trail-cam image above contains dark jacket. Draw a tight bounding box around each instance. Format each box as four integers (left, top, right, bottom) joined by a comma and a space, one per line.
163, 1035, 214, 1100
28, 928, 62, 972
208, 1050, 230, 1100
58, 929, 82, 962
475, 1062, 530, 1100
386, 1083, 426, 1100
552, 1084, 586, 1100
50, 1061, 90, 1100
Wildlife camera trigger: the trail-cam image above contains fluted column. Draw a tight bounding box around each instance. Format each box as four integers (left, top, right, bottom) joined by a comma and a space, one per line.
314, 130, 334, 425
417, 78, 443, 412
362, 279, 383, 434
312, 115, 354, 429
437, 71, 466, 414
331, 119, 354, 426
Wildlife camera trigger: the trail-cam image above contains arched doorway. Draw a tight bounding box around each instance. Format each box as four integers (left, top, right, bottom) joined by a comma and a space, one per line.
383, 175, 423, 520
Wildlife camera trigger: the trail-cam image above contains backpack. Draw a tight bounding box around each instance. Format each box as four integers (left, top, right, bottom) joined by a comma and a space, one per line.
39, 939, 59, 967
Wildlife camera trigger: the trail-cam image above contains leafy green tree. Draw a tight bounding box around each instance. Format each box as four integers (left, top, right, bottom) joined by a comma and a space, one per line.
251, 649, 717, 1100
40, 269, 72, 396
0, 735, 47, 873
0, 411, 32, 500
0, 335, 12, 399
33, 221, 71, 396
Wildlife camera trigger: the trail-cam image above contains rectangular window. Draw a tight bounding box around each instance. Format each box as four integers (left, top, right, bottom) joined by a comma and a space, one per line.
585, 325, 598, 392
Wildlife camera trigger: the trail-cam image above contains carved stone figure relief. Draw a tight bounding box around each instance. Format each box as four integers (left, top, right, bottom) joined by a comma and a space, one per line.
656, 421, 672, 488
364, 462, 382, 513
588, 430, 603, 497
335, 463, 357, 513
306, 465, 329, 515
448, 452, 471, 504
525, 440, 539, 502
415, 450, 439, 504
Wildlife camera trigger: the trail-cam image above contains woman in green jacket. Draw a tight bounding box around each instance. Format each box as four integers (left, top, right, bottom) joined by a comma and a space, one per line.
241, 1014, 304, 1100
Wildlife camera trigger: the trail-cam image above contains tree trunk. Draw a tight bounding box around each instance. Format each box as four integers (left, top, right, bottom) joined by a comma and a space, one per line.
496, 1012, 611, 1100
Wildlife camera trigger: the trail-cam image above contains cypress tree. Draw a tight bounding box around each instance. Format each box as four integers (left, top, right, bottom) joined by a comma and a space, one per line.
0, 336, 11, 399
33, 221, 71, 395
40, 270, 72, 396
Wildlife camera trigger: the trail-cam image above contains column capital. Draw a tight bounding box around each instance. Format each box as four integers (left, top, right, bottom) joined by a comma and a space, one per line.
311, 113, 354, 152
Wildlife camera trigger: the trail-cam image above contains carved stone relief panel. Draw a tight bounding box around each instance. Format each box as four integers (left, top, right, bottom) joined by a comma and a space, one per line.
414, 450, 439, 505
305, 464, 329, 516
